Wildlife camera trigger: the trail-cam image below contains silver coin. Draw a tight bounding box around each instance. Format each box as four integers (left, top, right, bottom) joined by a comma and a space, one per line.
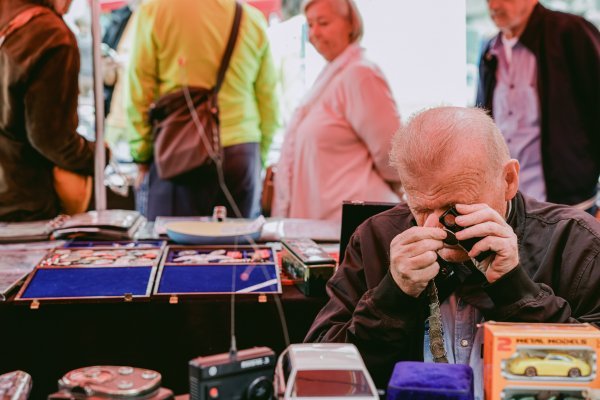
118, 367, 134, 375
117, 380, 133, 389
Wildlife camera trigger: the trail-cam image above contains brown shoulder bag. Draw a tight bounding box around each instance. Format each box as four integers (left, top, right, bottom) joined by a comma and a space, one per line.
150, 2, 242, 180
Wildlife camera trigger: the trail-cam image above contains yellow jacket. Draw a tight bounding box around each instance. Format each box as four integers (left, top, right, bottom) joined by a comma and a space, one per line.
126, 0, 280, 165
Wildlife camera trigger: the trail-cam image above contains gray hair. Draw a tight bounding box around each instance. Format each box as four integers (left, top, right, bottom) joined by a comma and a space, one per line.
390, 106, 510, 181
302, 0, 364, 43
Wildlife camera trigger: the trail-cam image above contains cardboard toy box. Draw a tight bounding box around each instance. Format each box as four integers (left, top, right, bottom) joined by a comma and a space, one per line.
483, 322, 600, 400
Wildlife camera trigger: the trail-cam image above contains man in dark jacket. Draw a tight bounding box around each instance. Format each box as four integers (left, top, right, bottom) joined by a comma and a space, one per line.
305, 107, 600, 398
0, 0, 95, 221
476, 0, 600, 212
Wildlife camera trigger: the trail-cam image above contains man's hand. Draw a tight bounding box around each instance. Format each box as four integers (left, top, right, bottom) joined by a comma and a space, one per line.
102, 55, 119, 87
389, 214, 446, 297
135, 163, 150, 189
453, 203, 519, 283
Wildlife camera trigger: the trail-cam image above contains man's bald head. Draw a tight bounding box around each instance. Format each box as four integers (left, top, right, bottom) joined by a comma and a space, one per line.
390, 107, 510, 184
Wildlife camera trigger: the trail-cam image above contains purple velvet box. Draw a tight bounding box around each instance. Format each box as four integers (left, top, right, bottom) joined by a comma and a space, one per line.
387, 362, 474, 400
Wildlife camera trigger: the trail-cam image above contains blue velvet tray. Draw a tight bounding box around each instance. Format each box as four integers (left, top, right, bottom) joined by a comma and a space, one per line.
15, 242, 164, 303
19, 267, 153, 299
157, 264, 280, 294
166, 247, 275, 263
154, 245, 281, 295
64, 240, 165, 248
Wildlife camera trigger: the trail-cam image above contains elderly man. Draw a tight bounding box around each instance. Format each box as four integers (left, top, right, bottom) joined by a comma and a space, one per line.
305, 107, 600, 398
477, 0, 600, 212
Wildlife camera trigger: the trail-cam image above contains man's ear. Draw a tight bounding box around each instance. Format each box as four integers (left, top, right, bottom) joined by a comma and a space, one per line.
503, 159, 520, 201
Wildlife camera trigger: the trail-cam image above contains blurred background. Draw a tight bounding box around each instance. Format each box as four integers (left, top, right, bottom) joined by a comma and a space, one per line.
65, 0, 600, 165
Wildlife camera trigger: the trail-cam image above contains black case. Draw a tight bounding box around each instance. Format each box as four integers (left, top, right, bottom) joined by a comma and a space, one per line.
189, 347, 275, 400
339, 201, 397, 264
280, 238, 335, 296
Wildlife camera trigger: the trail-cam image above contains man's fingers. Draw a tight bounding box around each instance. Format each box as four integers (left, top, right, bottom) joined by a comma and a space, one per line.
399, 261, 440, 283
469, 234, 517, 258
454, 204, 504, 227
397, 238, 445, 257
394, 261, 440, 289
423, 212, 440, 228
454, 203, 488, 214
408, 250, 439, 268
455, 221, 512, 241
391, 226, 447, 247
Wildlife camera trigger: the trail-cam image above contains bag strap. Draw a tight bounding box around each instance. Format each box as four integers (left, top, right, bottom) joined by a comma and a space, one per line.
149, 2, 242, 122
0, 6, 50, 49
213, 1, 243, 94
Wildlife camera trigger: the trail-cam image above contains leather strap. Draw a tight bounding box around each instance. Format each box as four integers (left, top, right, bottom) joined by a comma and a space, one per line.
427, 280, 449, 363
213, 1, 243, 95
0, 6, 50, 48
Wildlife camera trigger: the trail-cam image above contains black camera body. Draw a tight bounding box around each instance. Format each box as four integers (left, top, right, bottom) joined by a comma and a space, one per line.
189, 347, 275, 400
439, 206, 494, 263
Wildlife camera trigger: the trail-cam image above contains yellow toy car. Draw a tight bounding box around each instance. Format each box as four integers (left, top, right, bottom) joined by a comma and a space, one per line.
506, 352, 591, 378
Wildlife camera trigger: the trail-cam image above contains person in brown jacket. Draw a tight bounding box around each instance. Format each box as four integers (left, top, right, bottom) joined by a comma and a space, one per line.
0, 0, 94, 221
305, 107, 600, 397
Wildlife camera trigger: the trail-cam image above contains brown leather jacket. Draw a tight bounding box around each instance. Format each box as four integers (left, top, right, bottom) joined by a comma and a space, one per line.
0, 0, 94, 221
305, 193, 600, 387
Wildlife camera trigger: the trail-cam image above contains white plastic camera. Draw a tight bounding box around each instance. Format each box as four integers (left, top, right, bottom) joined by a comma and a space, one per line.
274, 343, 378, 399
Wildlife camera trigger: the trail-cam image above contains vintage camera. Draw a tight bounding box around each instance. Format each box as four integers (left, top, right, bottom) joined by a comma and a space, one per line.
48, 366, 173, 399
0, 370, 32, 400
189, 347, 275, 400
439, 206, 494, 263
281, 238, 336, 296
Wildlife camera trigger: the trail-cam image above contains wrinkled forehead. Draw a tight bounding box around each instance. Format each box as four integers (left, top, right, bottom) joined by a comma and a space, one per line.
401, 135, 487, 175
402, 161, 489, 211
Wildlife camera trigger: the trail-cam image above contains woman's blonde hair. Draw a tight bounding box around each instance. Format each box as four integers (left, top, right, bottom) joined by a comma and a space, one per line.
302, 0, 364, 43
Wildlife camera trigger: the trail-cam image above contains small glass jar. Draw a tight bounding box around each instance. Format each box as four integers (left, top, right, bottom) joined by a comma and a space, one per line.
212, 206, 227, 222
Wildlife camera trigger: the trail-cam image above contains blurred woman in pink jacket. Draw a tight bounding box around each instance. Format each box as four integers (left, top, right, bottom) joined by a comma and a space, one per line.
273, 0, 401, 222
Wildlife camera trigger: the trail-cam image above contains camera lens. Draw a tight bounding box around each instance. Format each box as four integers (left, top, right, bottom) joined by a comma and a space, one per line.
442, 229, 459, 246
246, 376, 273, 400
442, 212, 457, 228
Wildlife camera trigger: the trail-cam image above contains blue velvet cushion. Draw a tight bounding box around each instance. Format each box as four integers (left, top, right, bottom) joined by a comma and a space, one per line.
21, 267, 152, 298
157, 264, 279, 293
387, 362, 474, 400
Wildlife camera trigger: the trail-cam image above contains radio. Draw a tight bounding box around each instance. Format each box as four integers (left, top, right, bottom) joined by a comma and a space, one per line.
189, 347, 275, 400
281, 238, 336, 296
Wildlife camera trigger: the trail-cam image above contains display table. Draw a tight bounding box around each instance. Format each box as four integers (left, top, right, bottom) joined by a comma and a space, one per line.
0, 213, 341, 397
0, 286, 327, 398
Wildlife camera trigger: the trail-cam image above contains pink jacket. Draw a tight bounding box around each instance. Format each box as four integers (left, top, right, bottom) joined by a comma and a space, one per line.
273, 44, 401, 222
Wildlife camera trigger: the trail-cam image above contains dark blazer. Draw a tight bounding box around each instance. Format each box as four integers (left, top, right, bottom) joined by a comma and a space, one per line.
305, 193, 600, 387
476, 4, 600, 206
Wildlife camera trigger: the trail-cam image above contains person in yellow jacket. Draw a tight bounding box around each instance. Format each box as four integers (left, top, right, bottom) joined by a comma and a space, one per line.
126, 0, 280, 220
